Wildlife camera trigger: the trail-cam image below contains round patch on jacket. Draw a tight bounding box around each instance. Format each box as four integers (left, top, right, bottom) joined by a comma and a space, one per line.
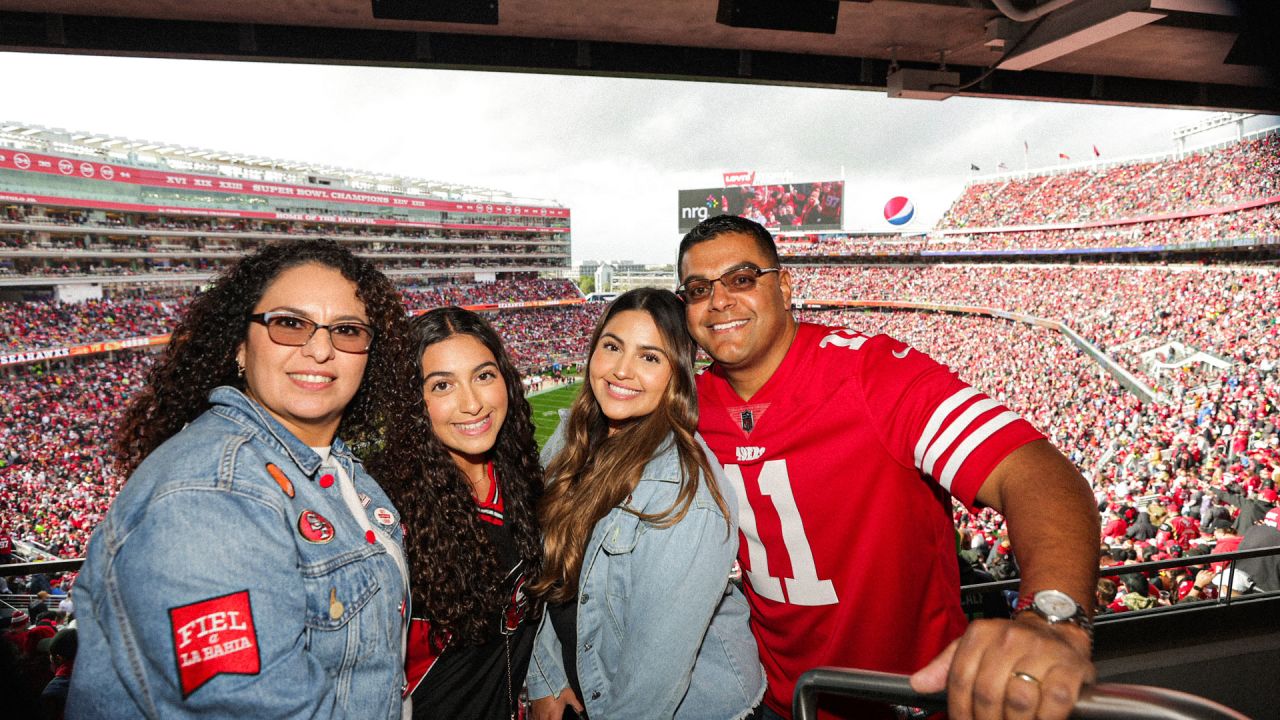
373, 507, 395, 526
297, 510, 335, 544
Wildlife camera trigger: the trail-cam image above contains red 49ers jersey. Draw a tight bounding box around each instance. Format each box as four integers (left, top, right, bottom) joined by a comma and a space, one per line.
696, 323, 1043, 718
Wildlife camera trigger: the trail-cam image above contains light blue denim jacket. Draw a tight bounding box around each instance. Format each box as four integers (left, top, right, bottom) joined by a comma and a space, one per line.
67, 386, 410, 719
527, 415, 765, 719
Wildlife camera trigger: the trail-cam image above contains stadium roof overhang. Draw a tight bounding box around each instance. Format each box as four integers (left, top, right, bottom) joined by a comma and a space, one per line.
0, 0, 1276, 113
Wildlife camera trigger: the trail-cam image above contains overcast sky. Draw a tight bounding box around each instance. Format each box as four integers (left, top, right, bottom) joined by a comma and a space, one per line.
4, 51, 1274, 264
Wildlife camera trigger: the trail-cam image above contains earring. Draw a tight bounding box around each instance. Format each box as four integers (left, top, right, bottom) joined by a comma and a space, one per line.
237, 364, 246, 380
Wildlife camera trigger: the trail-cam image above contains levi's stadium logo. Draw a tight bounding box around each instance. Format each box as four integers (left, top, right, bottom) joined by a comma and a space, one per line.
723, 171, 756, 186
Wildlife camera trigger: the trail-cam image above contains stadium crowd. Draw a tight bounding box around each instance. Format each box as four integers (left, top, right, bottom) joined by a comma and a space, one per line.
1, 353, 151, 560
1, 298, 185, 351
5, 263, 1275, 575
3, 278, 583, 351
926, 204, 1280, 253
789, 264, 1278, 394
0, 301, 599, 564
940, 130, 1279, 228
399, 277, 582, 307
798, 308, 1279, 608
777, 233, 927, 257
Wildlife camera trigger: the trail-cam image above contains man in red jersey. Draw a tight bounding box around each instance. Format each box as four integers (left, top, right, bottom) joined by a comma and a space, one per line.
677, 215, 1099, 720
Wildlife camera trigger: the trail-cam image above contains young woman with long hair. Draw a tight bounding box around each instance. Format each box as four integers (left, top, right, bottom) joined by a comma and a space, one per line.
385, 306, 543, 720
67, 239, 422, 719
526, 288, 764, 720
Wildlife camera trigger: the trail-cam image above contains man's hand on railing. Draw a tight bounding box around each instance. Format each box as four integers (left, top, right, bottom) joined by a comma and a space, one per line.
909, 615, 1095, 720
796, 668, 1250, 720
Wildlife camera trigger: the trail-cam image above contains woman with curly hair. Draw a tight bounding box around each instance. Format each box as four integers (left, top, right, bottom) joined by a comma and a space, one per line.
526, 288, 764, 720
389, 306, 543, 720
67, 239, 421, 719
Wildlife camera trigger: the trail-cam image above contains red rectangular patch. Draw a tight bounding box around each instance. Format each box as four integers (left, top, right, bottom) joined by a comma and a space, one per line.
168, 590, 260, 698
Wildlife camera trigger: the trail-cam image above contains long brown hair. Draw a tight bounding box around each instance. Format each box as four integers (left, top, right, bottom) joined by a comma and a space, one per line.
530, 288, 728, 604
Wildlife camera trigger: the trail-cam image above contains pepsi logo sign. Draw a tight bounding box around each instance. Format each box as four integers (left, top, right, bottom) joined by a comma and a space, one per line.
884, 196, 915, 226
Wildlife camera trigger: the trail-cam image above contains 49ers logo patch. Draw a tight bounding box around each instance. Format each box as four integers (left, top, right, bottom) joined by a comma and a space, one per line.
169, 590, 260, 698
298, 510, 335, 544
502, 574, 530, 634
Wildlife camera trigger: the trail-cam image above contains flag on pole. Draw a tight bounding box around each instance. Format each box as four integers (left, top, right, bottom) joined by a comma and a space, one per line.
1058, 152, 1071, 160
970, 163, 981, 171
1092, 144, 1101, 157
998, 162, 1008, 170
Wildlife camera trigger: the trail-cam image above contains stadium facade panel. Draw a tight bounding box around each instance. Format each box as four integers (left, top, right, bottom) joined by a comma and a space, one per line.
0, 123, 571, 287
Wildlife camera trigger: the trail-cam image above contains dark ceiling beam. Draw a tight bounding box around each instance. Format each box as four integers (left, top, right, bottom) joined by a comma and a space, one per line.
0, 11, 1275, 113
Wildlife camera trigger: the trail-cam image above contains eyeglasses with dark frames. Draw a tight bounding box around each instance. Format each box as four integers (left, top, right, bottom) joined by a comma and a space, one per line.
676, 265, 781, 303
248, 311, 375, 354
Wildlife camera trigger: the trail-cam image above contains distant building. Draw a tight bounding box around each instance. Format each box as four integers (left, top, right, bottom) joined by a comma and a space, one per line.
579, 260, 674, 294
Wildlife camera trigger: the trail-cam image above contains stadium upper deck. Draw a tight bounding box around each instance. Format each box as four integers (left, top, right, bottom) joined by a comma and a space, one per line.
0, 122, 571, 287
777, 126, 1280, 260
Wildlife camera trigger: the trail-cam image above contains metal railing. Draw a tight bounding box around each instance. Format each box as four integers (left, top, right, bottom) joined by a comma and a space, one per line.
958, 545, 1280, 616
793, 668, 1251, 720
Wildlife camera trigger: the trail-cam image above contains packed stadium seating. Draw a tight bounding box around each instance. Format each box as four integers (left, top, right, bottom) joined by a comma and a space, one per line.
789, 264, 1277, 392
797, 307, 1278, 611
3, 126, 1278, 602
2, 278, 584, 352
777, 129, 1279, 257
939, 131, 1280, 228
1, 280, 601, 561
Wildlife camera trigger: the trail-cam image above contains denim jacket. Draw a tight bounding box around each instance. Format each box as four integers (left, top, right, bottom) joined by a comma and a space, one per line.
67, 387, 410, 719
527, 415, 765, 719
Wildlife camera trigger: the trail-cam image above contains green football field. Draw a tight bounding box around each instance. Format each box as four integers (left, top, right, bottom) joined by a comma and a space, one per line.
528, 382, 582, 449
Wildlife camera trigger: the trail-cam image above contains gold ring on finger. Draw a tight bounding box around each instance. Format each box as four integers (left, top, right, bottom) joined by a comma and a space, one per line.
1011, 670, 1041, 686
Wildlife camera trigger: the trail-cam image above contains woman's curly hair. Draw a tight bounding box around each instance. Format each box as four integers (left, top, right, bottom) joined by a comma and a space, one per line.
371, 306, 543, 648
113, 238, 421, 480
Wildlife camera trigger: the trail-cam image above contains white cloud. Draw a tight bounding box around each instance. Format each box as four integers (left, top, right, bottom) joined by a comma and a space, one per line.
2, 51, 1266, 264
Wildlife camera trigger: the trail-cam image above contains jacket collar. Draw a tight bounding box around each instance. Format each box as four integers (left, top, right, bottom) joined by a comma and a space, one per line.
637, 433, 682, 484
208, 385, 350, 475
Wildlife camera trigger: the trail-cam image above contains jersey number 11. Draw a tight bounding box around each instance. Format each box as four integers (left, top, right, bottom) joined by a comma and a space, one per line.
724, 460, 838, 606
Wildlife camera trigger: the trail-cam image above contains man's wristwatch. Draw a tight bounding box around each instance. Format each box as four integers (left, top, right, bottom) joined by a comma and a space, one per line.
1014, 590, 1093, 642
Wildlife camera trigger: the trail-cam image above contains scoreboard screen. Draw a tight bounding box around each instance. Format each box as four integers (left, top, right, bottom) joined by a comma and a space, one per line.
678, 180, 843, 232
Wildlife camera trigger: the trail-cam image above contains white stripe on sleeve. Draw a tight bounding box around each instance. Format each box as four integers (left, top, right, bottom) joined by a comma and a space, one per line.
937, 410, 1021, 492
921, 397, 1001, 477
913, 387, 981, 468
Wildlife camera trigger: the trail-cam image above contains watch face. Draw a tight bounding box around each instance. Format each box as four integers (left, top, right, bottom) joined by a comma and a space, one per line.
1034, 591, 1078, 620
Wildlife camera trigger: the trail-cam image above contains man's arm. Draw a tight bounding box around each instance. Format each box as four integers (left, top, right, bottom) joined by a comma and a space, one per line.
981, 439, 1100, 625
912, 439, 1099, 720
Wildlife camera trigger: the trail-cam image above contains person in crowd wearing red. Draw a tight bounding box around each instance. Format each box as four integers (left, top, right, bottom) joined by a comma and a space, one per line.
0, 526, 14, 563
39, 627, 77, 720
394, 307, 544, 719
679, 215, 1099, 720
